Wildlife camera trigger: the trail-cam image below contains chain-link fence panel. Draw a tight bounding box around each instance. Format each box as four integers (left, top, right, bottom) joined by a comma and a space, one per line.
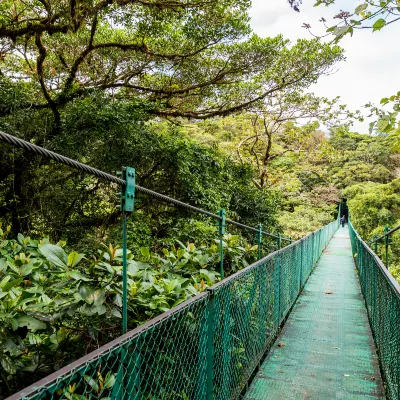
9, 220, 339, 400
8, 293, 209, 400
208, 219, 339, 400
349, 221, 400, 400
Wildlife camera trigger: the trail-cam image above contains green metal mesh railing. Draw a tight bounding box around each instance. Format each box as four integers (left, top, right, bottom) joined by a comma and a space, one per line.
9, 293, 210, 400
208, 219, 338, 400
349, 221, 400, 400
9, 220, 338, 400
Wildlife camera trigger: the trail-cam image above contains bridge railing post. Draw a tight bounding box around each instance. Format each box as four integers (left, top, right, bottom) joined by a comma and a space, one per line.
206, 292, 216, 400
117, 166, 138, 399
218, 209, 226, 279
255, 224, 263, 260
119, 166, 136, 334
373, 235, 379, 254
384, 226, 391, 269
274, 234, 282, 326
299, 238, 303, 290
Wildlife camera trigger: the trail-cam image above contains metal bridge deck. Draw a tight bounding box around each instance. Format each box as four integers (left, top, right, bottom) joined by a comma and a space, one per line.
244, 226, 385, 399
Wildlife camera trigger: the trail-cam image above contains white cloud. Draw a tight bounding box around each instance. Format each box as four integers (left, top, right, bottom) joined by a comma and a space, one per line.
249, 0, 400, 133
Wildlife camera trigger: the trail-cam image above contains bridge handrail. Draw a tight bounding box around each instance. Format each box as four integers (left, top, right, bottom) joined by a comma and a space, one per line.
8, 219, 339, 400
349, 220, 400, 400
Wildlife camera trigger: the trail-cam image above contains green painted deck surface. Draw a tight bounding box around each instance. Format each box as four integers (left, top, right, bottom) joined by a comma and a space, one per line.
244, 226, 385, 399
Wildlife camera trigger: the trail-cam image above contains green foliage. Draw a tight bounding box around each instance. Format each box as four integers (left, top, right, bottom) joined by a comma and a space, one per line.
366, 93, 400, 150
0, 226, 256, 396
344, 178, 400, 285
279, 205, 335, 240
0, 105, 279, 248
344, 179, 400, 238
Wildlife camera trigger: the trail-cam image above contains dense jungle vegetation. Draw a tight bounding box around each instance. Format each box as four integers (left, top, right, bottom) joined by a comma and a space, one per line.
0, 0, 399, 397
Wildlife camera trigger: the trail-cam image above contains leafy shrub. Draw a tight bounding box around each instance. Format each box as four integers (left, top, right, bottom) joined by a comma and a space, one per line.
0, 226, 256, 397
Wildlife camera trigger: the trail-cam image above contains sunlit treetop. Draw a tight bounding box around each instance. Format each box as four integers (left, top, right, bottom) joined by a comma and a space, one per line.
0, 0, 344, 137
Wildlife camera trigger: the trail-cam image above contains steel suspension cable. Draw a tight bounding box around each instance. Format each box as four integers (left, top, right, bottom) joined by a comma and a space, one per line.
0, 130, 290, 242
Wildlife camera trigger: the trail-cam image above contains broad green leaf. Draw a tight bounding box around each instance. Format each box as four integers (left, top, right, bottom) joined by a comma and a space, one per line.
104, 373, 116, 389
68, 271, 90, 281
68, 252, 84, 267
333, 26, 350, 37
127, 261, 139, 276
355, 3, 368, 14
0, 275, 11, 288
83, 375, 99, 392
140, 247, 150, 259
2, 277, 23, 291
380, 97, 390, 105
39, 244, 68, 268
0, 355, 16, 374
17, 233, 24, 245
162, 248, 169, 257
2, 338, 21, 356
79, 284, 93, 302
110, 308, 122, 318
20, 264, 35, 276
114, 294, 122, 307
376, 118, 389, 132
177, 249, 186, 259
16, 315, 46, 330
373, 18, 386, 31
95, 304, 107, 315
87, 288, 106, 306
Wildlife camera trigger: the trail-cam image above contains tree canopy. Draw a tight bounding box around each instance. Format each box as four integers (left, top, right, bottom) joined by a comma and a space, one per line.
0, 0, 344, 129
3, 2, 399, 397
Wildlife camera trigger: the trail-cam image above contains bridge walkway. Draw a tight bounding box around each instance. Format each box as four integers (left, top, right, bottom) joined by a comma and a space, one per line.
244, 226, 385, 399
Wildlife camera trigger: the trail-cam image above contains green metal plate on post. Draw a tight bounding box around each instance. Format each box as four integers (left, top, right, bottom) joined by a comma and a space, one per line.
122, 166, 135, 212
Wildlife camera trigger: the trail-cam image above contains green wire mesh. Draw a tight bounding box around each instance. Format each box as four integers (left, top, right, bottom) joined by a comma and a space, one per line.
9, 293, 209, 400
207, 219, 338, 400
9, 220, 338, 400
349, 221, 400, 400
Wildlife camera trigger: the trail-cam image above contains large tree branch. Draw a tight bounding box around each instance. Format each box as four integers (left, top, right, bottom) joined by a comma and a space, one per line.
0, 0, 217, 40
151, 71, 313, 119
34, 32, 60, 128
237, 134, 259, 167
63, 13, 98, 94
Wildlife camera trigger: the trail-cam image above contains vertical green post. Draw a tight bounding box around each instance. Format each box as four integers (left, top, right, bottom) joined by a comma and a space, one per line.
256, 224, 262, 260
122, 212, 128, 334
206, 292, 215, 400
275, 233, 282, 326
299, 239, 304, 289
218, 209, 226, 280
117, 167, 138, 400
120, 166, 136, 334
384, 226, 390, 269
373, 235, 378, 254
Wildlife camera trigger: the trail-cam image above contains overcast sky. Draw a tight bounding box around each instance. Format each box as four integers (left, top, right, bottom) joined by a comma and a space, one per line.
249, 0, 400, 133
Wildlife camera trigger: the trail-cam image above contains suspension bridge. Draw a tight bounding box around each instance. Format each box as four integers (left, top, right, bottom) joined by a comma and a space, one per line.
1, 131, 399, 400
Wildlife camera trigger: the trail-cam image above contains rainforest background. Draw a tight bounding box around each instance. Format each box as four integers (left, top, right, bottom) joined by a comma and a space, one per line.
0, 0, 399, 397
